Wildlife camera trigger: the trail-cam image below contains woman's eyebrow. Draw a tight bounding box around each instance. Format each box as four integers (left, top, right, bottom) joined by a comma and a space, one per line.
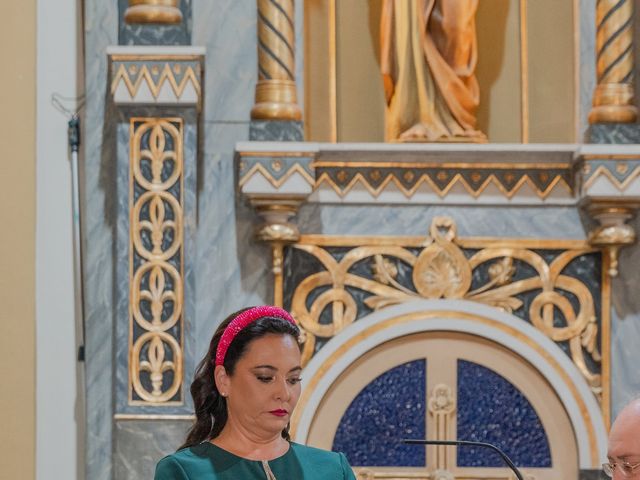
251, 365, 277, 370
251, 365, 302, 373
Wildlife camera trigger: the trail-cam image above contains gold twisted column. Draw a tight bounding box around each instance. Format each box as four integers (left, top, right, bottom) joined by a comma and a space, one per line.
589, 0, 637, 123
251, 0, 302, 121
125, 0, 182, 25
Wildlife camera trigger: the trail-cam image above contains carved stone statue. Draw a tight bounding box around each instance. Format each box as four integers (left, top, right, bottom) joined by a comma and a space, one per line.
381, 0, 486, 142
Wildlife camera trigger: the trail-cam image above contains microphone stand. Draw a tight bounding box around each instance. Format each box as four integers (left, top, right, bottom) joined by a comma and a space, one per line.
403, 439, 524, 480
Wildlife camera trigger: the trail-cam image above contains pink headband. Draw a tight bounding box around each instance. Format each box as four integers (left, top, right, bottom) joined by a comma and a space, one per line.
214, 306, 296, 366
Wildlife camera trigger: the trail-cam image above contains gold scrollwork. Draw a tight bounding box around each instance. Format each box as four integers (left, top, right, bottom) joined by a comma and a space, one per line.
290, 217, 602, 399
129, 118, 184, 405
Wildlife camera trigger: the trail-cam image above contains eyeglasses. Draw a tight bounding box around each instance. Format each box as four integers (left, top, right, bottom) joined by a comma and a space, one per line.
603, 461, 640, 477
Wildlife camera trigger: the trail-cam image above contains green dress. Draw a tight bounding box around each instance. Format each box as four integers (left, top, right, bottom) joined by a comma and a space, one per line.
154, 442, 357, 479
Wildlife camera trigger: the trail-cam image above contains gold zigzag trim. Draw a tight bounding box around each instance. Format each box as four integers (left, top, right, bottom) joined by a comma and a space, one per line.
315, 171, 572, 200
582, 164, 640, 192
111, 63, 201, 100
239, 162, 315, 189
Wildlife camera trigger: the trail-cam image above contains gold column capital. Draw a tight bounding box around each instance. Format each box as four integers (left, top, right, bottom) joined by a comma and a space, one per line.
124, 0, 182, 25
250, 196, 303, 244
584, 199, 639, 276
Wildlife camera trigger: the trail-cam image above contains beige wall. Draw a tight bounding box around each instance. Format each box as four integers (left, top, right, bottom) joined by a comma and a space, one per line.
0, 1, 36, 479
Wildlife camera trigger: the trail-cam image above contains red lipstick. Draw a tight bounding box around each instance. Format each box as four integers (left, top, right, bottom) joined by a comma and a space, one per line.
269, 409, 288, 417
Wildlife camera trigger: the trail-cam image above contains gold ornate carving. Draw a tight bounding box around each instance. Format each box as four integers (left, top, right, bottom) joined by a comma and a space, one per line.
124, 0, 182, 25
251, 0, 302, 120
290, 218, 603, 399
589, 0, 637, 123
129, 118, 184, 405
585, 201, 638, 277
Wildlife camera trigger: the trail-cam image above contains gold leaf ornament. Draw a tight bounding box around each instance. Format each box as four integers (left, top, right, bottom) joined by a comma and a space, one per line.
413, 217, 471, 298
488, 256, 515, 286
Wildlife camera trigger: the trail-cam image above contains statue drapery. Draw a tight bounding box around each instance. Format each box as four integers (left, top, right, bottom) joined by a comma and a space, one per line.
381, 0, 485, 142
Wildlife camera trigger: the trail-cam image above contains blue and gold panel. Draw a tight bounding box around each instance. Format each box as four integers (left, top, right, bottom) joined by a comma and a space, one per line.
332, 359, 426, 467
457, 359, 551, 468
128, 117, 184, 406
283, 217, 606, 407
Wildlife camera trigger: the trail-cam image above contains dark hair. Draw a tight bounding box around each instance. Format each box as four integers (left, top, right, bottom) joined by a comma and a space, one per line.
179, 307, 301, 450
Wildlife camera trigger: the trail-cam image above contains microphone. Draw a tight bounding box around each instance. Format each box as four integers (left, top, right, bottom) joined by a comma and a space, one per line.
402, 439, 524, 480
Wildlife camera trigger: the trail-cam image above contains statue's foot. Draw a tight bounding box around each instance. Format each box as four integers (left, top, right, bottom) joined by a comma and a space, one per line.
398, 123, 441, 142
398, 124, 487, 143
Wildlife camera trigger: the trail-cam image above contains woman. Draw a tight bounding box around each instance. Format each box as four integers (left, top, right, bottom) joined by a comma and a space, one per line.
155, 305, 356, 479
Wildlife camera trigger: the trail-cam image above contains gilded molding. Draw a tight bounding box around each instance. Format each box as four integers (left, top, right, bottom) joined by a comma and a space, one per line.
129, 117, 184, 406
110, 54, 203, 106
124, 0, 182, 24
287, 217, 605, 402
235, 145, 576, 202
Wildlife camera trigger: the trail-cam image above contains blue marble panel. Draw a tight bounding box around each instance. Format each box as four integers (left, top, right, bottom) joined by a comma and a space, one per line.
456, 360, 551, 468
588, 124, 640, 144
118, 0, 192, 46
249, 120, 304, 141
332, 359, 426, 467
114, 419, 191, 479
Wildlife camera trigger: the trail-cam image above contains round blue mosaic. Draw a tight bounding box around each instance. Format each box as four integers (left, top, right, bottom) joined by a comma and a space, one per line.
332, 359, 426, 467
456, 359, 551, 468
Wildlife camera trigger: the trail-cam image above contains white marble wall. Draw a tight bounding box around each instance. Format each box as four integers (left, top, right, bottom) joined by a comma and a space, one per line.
83, 0, 119, 478
296, 204, 586, 239
611, 214, 640, 419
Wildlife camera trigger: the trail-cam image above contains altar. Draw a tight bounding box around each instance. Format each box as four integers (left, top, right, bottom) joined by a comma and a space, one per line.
78, 1, 640, 479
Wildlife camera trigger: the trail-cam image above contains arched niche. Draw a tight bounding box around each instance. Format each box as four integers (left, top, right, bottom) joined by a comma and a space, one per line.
291, 299, 606, 476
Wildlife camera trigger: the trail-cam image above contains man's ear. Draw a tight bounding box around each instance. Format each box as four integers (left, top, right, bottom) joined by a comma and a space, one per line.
214, 365, 231, 396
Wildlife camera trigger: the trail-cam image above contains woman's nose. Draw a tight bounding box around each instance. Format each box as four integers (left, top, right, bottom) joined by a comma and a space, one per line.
274, 379, 291, 401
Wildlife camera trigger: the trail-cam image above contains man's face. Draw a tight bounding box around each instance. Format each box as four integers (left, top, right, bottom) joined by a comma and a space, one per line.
608, 402, 640, 479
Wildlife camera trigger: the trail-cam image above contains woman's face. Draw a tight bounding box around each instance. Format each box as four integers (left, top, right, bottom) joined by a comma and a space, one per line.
216, 333, 302, 439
